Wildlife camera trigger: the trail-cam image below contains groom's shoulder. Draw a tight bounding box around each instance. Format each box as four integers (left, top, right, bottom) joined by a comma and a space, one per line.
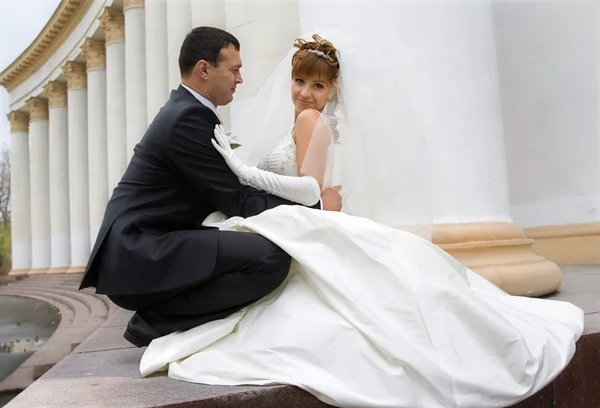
150, 93, 216, 134
166, 88, 217, 123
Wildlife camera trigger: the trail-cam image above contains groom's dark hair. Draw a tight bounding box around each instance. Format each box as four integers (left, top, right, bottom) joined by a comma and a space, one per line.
179, 26, 240, 77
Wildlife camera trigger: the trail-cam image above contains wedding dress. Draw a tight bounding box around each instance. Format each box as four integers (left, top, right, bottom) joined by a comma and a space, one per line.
140, 131, 584, 408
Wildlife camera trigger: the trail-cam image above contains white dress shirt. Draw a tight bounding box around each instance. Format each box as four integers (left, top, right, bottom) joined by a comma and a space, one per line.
181, 83, 220, 120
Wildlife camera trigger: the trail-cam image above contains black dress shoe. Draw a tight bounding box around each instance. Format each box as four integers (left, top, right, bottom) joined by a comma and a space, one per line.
123, 313, 161, 348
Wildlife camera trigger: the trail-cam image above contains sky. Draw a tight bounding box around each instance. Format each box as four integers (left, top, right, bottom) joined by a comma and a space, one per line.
0, 0, 62, 149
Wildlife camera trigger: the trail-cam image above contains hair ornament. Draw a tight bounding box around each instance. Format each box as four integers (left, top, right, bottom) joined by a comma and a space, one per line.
308, 49, 327, 58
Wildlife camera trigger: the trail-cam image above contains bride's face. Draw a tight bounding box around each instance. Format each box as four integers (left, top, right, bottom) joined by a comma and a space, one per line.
291, 75, 332, 116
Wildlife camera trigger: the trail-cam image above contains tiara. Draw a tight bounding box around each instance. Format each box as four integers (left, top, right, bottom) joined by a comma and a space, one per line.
308, 49, 327, 58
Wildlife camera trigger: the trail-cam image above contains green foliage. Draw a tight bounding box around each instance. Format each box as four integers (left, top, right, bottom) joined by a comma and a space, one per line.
0, 224, 11, 271
0, 146, 11, 272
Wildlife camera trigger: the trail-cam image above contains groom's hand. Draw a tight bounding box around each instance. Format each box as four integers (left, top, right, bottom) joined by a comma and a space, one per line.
321, 186, 342, 211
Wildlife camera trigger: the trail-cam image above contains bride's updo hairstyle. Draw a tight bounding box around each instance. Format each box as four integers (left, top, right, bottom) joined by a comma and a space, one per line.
291, 34, 340, 86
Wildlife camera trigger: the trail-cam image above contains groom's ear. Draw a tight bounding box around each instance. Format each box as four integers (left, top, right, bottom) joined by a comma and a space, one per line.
195, 60, 210, 80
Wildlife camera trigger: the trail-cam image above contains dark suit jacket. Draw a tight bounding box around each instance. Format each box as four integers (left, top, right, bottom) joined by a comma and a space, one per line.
80, 85, 319, 296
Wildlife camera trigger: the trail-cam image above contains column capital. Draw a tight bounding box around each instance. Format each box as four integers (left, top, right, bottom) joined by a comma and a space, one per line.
7, 111, 29, 133
81, 38, 106, 70
99, 7, 125, 43
26, 97, 49, 121
43, 81, 68, 106
61, 61, 87, 89
124, 0, 145, 10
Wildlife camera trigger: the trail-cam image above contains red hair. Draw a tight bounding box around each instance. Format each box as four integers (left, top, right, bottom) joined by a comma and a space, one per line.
291, 34, 340, 84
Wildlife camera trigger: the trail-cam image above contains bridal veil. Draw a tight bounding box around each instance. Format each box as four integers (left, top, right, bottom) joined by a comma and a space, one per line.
231, 29, 433, 240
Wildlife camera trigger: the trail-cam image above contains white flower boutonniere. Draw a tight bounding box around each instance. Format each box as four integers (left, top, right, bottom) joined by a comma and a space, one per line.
227, 130, 241, 150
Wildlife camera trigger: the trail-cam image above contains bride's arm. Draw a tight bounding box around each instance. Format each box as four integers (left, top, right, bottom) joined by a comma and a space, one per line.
211, 125, 322, 207
293, 109, 329, 191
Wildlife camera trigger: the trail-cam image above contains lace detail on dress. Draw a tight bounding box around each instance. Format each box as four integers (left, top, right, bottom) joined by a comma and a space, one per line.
256, 132, 299, 177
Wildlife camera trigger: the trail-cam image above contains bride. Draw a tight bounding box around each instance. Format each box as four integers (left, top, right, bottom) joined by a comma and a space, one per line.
139, 31, 584, 408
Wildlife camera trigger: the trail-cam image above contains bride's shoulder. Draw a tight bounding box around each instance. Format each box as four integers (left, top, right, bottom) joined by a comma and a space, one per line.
296, 108, 322, 126
292, 109, 322, 143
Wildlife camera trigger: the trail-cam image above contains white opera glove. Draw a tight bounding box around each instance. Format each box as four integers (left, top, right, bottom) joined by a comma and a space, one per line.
212, 124, 321, 206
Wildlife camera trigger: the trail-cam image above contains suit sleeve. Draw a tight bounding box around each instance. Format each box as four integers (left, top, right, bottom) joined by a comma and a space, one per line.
165, 105, 320, 218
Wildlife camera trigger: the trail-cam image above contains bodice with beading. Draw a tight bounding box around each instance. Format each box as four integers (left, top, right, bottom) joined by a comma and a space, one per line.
256, 132, 299, 177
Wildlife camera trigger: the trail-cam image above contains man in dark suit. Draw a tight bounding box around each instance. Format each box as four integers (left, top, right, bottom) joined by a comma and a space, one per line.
80, 27, 342, 347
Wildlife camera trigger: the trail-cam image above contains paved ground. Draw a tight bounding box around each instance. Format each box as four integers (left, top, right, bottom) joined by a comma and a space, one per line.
547, 265, 600, 334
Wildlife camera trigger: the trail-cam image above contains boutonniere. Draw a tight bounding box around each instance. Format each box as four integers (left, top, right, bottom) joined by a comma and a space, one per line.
226, 130, 241, 150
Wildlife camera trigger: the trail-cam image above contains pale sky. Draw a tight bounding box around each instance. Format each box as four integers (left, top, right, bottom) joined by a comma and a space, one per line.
0, 0, 62, 149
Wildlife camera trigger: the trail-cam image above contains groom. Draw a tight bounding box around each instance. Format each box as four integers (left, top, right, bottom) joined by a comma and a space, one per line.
79, 26, 342, 347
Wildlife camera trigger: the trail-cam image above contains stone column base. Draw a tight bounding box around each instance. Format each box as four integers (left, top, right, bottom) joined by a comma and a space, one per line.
47, 266, 70, 274
9, 268, 31, 276
433, 222, 562, 297
28, 267, 50, 275
66, 266, 85, 274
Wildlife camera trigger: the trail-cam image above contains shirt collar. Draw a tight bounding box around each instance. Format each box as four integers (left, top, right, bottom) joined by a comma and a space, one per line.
181, 84, 219, 119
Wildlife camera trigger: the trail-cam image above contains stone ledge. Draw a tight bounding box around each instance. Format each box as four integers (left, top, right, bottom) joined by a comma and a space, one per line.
3, 346, 330, 408
4, 268, 600, 408
4, 325, 600, 408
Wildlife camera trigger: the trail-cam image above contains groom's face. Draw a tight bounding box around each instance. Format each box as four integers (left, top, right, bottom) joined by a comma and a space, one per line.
206, 45, 243, 106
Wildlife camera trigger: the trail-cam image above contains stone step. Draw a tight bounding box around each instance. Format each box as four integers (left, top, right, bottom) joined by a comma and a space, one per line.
3, 284, 81, 294
7, 281, 81, 289
0, 286, 108, 393
0, 276, 18, 284
2, 286, 108, 319
1, 281, 113, 312
0, 291, 75, 325
0, 289, 91, 323
12, 274, 82, 281
5, 279, 82, 289
1, 279, 117, 321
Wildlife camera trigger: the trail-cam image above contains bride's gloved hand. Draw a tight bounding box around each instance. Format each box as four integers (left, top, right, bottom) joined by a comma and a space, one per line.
212, 124, 322, 207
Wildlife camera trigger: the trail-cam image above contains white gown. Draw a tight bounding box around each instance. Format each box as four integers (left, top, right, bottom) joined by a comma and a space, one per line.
140, 133, 584, 408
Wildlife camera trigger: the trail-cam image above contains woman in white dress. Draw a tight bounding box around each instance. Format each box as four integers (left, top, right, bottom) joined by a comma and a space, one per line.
140, 31, 584, 408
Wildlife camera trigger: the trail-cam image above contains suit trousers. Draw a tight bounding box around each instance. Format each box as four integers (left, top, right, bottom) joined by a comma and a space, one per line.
108, 230, 291, 336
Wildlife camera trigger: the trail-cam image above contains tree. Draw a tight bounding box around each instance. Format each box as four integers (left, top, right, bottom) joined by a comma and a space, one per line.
0, 147, 10, 270
0, 147, 10, 228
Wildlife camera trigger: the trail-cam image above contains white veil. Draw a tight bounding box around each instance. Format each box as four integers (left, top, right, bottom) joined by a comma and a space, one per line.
232, 29, 432, 240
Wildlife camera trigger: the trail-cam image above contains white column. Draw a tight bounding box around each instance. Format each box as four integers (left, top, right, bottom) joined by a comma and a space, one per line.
191, 0, 230, 128
298, 0, 561, 296
100, 7, 128, 194
145, 0, 169, 124
43, 81, 71, 274
25, 97, 51, 274
226, 0, 300, 128
7, 111, 31, 275
124, 0, 148, 158
300, 1, 509, 223
377, 4, 513, 224
81, 39, 109, 246
191, 0, 225, 27
299, 1, 512, 222
166, 0, 192, 91
62, 61, 90, 274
